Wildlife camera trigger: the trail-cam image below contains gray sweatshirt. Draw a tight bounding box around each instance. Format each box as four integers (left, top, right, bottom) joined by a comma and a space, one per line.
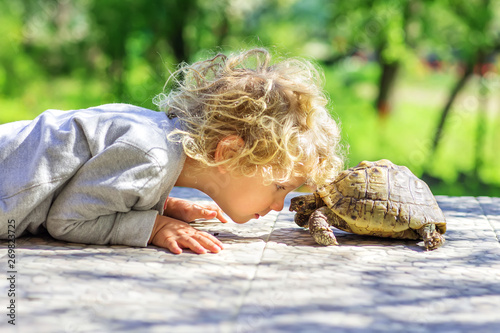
0, 103, 186, 247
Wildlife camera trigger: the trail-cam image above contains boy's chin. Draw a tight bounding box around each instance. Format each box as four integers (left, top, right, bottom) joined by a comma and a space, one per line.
231, 216, 251, 224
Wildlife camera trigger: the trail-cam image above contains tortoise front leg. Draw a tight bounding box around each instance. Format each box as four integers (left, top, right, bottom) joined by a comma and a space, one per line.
308, 206, 339, 246
417, 224, 445, 251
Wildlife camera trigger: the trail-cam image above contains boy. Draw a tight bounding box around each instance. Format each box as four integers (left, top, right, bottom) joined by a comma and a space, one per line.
0, 48, 343, 254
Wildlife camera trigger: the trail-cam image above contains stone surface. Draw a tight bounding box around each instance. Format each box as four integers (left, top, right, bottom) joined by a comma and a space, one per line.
1, 188, 500, 333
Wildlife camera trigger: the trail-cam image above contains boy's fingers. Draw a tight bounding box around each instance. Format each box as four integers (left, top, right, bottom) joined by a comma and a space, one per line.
197, 239, 221, 254
212, 205, 229, 223
187, 203, 228, 223
207, 209, 229, 224
189, 205, 215, 220
202, 209, 217, 218
178, 235, 208, 254
197, 232, 224, 251
188, 232, 223, 253
196, 204, 226, 221
215, 210, 229, 223
165, 238, 183, 255
204, 204, 228, 223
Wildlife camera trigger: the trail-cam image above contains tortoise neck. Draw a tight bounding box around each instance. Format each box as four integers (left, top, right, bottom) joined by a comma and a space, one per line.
314, 192, 325, 208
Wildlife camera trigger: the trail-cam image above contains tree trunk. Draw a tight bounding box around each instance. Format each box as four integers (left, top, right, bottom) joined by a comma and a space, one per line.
428, 63, 474, 160
474, 51, 490, 177
375, 60, 400, 117
169, 0, 196, 63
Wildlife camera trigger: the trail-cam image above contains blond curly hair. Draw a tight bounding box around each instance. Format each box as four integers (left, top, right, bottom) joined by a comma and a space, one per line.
154, 48, 344, 187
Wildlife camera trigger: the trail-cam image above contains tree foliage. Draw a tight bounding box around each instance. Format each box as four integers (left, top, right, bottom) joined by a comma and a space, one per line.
1, 0, 499, 195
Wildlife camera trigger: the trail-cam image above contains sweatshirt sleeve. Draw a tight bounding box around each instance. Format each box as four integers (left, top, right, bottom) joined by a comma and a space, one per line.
46, 140, 166, 247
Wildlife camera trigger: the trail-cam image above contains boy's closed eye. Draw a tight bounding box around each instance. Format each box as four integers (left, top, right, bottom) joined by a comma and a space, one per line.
276, 184, 286, 191
275, 180, 306, 192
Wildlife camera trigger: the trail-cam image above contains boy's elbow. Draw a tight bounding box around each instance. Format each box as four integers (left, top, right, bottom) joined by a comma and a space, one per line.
46, 217, 73, 239
46, 215, 90, 242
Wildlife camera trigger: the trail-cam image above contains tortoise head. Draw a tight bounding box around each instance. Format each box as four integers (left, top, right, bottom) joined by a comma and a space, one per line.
289, 194, 316, 213
289, 193, 324, 227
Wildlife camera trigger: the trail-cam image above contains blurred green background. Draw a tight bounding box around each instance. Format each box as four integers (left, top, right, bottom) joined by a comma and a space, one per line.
1, 0, 499, 196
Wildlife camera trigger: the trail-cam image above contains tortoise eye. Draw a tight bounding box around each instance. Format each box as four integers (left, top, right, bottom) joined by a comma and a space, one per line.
298, 201, 304, 206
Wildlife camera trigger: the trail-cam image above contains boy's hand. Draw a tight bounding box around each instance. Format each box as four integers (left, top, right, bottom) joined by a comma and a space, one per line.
164, 197, 228, 223
148, 215, 224, 255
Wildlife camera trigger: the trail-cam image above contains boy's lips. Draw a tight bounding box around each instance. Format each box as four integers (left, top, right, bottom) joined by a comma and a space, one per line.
254, 214, 260, 219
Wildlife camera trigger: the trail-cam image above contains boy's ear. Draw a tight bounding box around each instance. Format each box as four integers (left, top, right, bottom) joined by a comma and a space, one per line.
214, 135, 245, 165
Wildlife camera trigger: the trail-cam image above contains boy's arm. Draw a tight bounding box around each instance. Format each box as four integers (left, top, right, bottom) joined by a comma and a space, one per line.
45, 142, 168, 247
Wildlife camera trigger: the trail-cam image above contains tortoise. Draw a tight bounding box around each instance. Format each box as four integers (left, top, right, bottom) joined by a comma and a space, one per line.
289, 159, 446, 250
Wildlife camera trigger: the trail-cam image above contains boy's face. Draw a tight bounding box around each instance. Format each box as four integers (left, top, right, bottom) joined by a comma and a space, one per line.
212, 171, 305, 224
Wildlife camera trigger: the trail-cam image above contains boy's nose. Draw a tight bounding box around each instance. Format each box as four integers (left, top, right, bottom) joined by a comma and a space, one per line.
270, 200, 284, 212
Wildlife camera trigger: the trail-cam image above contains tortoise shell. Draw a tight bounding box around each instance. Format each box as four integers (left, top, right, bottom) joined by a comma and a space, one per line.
317, 159, 446, 238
